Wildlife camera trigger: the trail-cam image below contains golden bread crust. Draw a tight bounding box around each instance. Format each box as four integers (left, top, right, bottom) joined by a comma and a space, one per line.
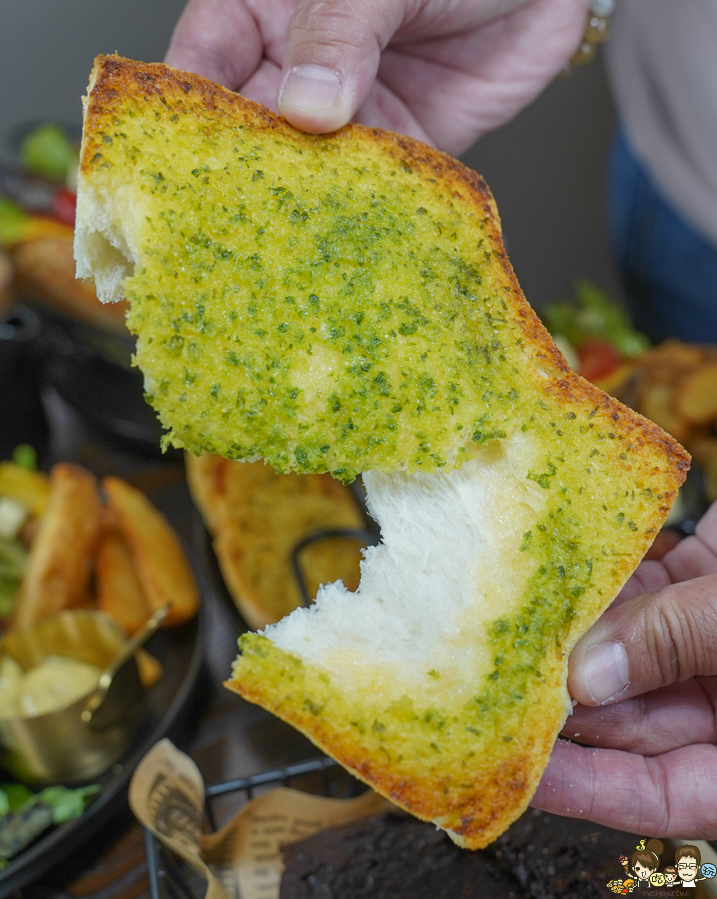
79, 55, 688, 480
226, 643, 566, 848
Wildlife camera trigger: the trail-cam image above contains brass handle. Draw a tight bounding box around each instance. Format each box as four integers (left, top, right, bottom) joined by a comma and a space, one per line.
81, 605, 170, 725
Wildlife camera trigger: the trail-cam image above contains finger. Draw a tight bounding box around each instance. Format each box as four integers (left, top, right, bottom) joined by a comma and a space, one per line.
351, 75, 433, 145
662, 498, 717, 582
375, 0, 590, 154
695, 497, 717, 548
238, 59, 283, 111
613, 559, 672, 605
562, 677, 717, 756
608, 501, 717, 606
531, 738, 717, 838
278, 0, 409, 132
165, 0, 263, 89
568, 572, 717, 706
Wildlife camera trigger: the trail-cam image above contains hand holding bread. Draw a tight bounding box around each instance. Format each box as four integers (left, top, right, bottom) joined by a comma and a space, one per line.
533, 497, 717, 838
165, 0, 590, 155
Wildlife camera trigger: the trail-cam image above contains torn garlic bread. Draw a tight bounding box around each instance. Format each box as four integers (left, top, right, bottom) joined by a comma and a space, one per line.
75, 56, 689, 848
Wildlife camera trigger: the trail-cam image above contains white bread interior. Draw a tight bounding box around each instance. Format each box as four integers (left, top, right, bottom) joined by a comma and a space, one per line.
74, 69, 137, 306
268, 435, 557, 711
74, 183, 136, 305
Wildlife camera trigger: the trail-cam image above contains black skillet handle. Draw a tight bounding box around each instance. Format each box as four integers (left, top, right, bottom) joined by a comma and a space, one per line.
0, 304, 50, 464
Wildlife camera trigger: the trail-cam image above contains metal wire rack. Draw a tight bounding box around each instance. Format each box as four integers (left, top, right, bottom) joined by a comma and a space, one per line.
144, 756, 365, 899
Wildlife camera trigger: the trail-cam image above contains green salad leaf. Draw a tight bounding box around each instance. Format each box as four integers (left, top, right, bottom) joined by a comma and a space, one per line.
20, 124, 76, 183
11, 446, 37, 472
543, 281, 650, 358
0, 783, 100, 866
1, 784, 32, 812
0, 538, 27, 618
0, 198, 29, 247
37, 785, 101, 824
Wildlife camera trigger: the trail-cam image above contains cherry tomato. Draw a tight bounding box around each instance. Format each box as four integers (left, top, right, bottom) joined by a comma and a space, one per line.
577, 339, 621, 382
52, 188, 76, 226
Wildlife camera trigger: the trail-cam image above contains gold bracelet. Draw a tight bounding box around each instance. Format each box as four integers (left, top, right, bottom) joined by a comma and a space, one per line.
562, 0, 615, 75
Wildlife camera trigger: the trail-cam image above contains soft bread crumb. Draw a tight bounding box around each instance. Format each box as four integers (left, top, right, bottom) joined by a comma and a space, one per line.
74, 182, 138, 303
266, 434, 547, 704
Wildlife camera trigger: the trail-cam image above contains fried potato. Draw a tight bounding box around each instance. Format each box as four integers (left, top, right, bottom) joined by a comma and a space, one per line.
638, 382, 688, 444
96, 526, 151, 635
67, 584, 98, 610
675, 361, 717, 425
13, 464, 101, 628
610, 340, 717, 445
0, 463, 50, 517
637, 340, 706, 383
685, 434, 717, 470
608, 342, 717, 505
186, 454, 365, 630
102, 476, 198, 626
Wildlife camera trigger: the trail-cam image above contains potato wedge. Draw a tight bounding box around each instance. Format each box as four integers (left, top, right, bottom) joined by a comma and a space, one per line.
102, 477, 198, 626
685, 434, 717, 470
13, 464, 101, 627
675, 361, 717, 425
96, 526, 151, 635
638, 340, 706, 384
639, 382, 688, 444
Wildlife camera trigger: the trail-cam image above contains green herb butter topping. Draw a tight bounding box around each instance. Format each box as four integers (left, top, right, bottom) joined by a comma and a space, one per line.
84, 100, 531, 480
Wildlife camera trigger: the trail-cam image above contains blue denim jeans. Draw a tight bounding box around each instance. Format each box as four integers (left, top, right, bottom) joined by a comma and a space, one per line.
608, 127, 717, 343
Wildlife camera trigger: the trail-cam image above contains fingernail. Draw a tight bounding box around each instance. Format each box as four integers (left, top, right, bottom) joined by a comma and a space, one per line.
279, 65, 341, 112
582, 641, 629, 705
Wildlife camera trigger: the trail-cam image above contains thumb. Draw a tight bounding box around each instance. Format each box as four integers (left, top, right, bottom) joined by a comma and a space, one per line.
568, 573, 717, 706
278, 0, 408, 132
